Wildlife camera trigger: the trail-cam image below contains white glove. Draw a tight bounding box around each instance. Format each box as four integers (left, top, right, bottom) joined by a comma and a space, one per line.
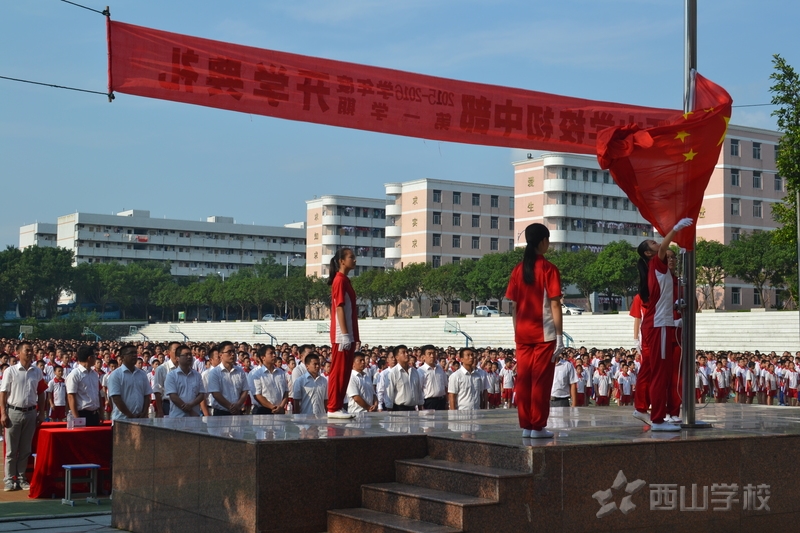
337, 333, 353, 351
672, 218, 693, 233
552, 335, 565, 362
674, 318, 683, 328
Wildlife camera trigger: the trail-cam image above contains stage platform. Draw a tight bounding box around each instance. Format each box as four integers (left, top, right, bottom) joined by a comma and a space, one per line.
111, 404, 800, 533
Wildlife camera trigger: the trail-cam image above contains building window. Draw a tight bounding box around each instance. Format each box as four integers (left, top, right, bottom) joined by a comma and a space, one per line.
623, 199, 629, 210
582, 169, 589, 181
731, 198, 740, 216
603, 197, 609, 208
490, 195, 499, 208
452, 235, 461, 248
582, 194, 589, 207
753, 142, 761, 160
453, 192, 461, 205
753, 171, 762, 189
731, 227, 740, 241
432, 234, 441, 246
603, 171, 610, 184
753, 200, 762, 218
491, 216, 499, 229
508, 238, 514, 250
732, 287, 741, 305
730, 139, 739, 157
612, 198, 618, 209
571, 194, 577, 206
472, 215, 480, 228
452, 257, 460, 265
509, 217, 514, 230
731, 168, 740, 187
452, 213, 461, 226
753, 289, 761, 306
591, 170, 598, 182
775, 175, 783, 191
571, 168, 577, 180
509, 197, 515, 210
472, 193, 481, 206
561, 167, 569, 179
592, 196, 598, 208
433, 189, 442, 203
490, 238, 499, 251
432, 255, 441, 268
433, 211, 441, 225
471, 236, 480, 249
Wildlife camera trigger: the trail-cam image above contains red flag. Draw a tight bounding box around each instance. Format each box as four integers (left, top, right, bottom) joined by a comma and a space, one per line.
596, 73, 732, 250
107, 20, 677, 154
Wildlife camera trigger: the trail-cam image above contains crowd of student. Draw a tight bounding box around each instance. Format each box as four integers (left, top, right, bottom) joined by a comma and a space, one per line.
3, 338, 800, 424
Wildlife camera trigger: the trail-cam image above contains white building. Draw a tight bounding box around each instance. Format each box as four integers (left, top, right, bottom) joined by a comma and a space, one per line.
21, 209, 306, 277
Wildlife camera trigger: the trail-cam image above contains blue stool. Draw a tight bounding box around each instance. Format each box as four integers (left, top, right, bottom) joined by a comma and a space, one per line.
61, 463, 101, 506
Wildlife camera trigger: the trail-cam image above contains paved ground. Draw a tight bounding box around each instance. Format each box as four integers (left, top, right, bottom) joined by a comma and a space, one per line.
0, 515, 115, 533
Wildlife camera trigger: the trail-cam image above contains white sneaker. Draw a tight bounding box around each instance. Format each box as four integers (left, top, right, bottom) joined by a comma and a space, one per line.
529, 429, 554, 438
667, 415, 682, 424
632, 410, 651, 424
327, 411, 354, 419
650, 422, 681, 432
522, 429, 532, 437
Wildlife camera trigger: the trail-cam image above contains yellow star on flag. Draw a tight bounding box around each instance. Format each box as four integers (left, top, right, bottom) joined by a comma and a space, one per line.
717, 116, 731, 146
675, 131, 690, 143
682, 111, 694, 120
704, 107, 715, 113
683, 149, 698, 161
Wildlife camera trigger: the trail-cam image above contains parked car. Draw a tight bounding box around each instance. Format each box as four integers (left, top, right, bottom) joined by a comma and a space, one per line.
561, 303, 585, 315
261, 314, 284, 321
474, 305, 500, 317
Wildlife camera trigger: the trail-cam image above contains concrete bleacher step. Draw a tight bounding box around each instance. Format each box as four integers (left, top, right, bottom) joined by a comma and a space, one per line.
327, 508, 462, 533
395, 458, 530, 501
361, 482, 495, 530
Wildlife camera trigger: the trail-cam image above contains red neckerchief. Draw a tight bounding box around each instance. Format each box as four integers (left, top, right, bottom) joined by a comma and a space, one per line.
54, 378, 65, 383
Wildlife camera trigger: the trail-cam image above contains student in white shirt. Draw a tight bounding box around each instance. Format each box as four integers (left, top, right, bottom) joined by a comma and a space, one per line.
206, 341, 250, 416
292, 353, 327, 415
447, 348, 485, 411
107, 345, 153, 421
347, 352, 376, 413
419, 345, 448, 411
253, 345, 288, 415
164, 345, 205, 418
47, 366, 68, 421
384, 345, 423, 411
200, 348, 221, 416
66, 345, 102, 426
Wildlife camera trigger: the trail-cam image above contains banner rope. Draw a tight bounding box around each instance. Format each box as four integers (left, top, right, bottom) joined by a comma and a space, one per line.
59, 0, 109, 16
0, 75, 114, 100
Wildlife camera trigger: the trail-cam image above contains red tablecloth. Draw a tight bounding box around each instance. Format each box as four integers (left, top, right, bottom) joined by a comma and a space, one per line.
28, 425, 112, 499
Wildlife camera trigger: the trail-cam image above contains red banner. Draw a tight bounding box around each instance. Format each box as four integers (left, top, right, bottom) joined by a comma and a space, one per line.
596, 73, 732, 250
108, 20, 679, 154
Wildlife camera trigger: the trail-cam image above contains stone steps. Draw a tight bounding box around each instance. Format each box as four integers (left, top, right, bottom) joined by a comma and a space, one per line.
395, 457, 530, 500
327, 508, 462, 533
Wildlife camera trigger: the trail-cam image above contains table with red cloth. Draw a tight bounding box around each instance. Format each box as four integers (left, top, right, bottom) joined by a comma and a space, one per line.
2, 421, 68, 483
28, 423, 112, 499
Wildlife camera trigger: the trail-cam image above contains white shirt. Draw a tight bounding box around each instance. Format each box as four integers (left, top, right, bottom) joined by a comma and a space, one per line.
253, 366, 288, 407
551, 360, 578, 398
419, 362, 448, 399
0, 363, 44, 408
205, 364, 250, 411
65, 365, 101, 411
107, 365, 153, 420
593, 371, 613, 396
164, 367, 205, 417
447, 366, 485, 410
618, 373, 634, 396
384, 364, 423, 409
346, 369, 374, 413
485, 371, 500, 395
192, 357, 206, 375
48, 378, 67, 406
152, 358, 177, 396
499, 367, 515, 389
247, 365, 265, 405
291, 372, 327, 415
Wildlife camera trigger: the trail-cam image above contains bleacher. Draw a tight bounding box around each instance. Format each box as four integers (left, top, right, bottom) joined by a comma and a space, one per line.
120, 311, 800, 352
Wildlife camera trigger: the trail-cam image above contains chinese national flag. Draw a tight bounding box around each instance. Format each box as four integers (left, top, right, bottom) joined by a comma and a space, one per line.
595, 73, 732, 250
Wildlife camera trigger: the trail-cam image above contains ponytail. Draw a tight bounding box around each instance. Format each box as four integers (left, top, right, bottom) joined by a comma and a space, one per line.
327, 248, 352, 286
636, 240, 651, 303
522, 223, 550, 285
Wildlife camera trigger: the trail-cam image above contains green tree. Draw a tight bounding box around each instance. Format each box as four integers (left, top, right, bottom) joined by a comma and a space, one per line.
0, 247, 22, 316
768, 55, 800, 306
351, 269, 382, 317
724, 231, 791, 308
548, 248, 599, 312
588, 241, 638, 310
695, 239, 727, 309
153, 281, 183, 321
13, 247, 74, 318
396, 262, 430, 316
423, 263, 461, 316
126, 262, 172, 319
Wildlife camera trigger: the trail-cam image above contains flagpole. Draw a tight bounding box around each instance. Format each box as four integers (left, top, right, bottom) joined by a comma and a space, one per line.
681, 0, 711, 429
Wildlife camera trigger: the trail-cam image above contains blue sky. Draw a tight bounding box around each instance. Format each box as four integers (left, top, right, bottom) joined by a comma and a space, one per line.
1, 0, 797, 248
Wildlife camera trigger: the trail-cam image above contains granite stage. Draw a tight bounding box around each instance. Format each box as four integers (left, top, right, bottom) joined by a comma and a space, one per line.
111, 404, 800, 533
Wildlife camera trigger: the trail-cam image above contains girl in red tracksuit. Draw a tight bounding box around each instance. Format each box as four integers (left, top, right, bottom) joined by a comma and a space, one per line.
634, 217, 693, 431
505, 223, 563, 439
